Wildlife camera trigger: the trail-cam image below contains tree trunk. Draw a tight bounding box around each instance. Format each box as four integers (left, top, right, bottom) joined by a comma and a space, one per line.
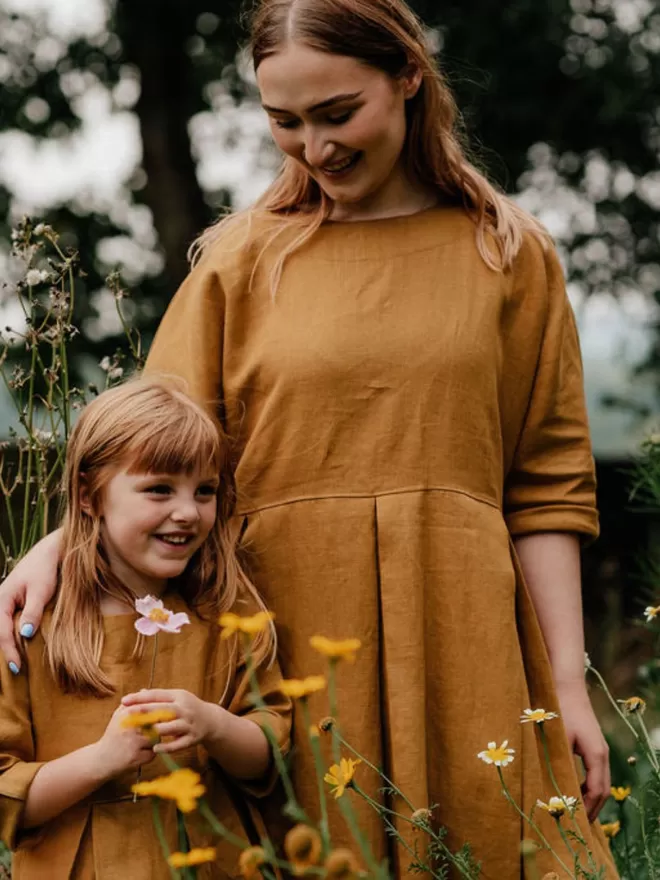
114, 0, 210, 290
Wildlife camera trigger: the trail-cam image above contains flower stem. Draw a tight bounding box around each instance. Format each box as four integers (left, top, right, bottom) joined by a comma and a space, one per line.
587, 666, 640, 745
538, 726, 597, 875
353, 783, 478, 879
176, 810, 195, 880
242, 635, 305, 821
300, 699, 331, 857
496, 768, 574, 879
152, 798, 179, 880
326, 663, 386, 879
636, 714, 660, 773
134, 633, 160, 802
331, 728, 415, 814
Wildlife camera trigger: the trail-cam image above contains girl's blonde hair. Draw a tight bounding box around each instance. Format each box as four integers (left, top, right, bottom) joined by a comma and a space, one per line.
47, 376, 273, 696
190, 0, 547, 289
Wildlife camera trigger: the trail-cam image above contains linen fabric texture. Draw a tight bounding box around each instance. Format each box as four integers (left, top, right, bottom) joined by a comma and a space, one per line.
0, 593, 291, 879
145, 207, 618, 879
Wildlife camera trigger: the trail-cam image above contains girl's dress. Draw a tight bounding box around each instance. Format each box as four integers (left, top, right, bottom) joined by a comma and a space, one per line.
0, 593, 290, 879
145, 207, 619, 878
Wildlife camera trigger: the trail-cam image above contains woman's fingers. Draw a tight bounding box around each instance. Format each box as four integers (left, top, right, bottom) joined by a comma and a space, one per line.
578, 735, 610, 822
18, 582, 52, 640
0, 582, 24, 672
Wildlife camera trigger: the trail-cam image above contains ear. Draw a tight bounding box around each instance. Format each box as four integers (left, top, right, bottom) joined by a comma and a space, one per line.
79, 473, 95, 516
400, 62, 423, 100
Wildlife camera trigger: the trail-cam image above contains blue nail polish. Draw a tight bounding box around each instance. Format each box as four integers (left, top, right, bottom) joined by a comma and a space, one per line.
8, 662, 19, 675
20, 624, 34, 639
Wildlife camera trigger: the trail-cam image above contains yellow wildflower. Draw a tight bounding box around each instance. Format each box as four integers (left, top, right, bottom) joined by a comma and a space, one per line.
610, 786, 631, 802
644, 606, 660, 622
131, 768, 205, 813
121, 709, 177, 729
219, 611, 274, 639
619, 696, 646, 715
284, 824, 323, 874
309, 724, 320, 739
477, 740, 515, 768
601, 820, 621, 839
536, 795, 577, 818
310, 635, 361, 662
520, 708, 558, 724
279, 676, 327, 699
168, 848, 216, 868
238, 846, 267, 879
324, 848, 360, 879
324, 757, 361, 799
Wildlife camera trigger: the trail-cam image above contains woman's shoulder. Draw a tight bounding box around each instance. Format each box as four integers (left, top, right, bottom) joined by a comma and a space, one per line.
194, 209, 297, 276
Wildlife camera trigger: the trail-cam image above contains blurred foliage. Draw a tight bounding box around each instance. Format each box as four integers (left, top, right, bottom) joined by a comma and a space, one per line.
0, 0, 658, 366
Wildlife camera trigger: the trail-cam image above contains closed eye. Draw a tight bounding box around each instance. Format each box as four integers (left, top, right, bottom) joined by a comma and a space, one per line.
274, 118, 299, 130
327, 111, 353, 125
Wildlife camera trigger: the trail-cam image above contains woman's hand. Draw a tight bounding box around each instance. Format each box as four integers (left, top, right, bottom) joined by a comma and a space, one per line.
121, 688, 219, 755
555, 678, 610, 822
0, 529, 62, 672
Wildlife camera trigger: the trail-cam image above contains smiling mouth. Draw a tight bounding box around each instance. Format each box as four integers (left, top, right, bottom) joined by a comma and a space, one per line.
154, 534, 194, 546
321, 152, 362, 175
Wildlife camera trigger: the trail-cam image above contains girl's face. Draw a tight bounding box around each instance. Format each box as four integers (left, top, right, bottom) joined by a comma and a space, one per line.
91, 468, 219, 597
257, 42, 422, 218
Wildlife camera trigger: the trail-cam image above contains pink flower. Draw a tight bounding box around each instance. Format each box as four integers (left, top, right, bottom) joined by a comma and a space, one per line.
134, 596, 190, 636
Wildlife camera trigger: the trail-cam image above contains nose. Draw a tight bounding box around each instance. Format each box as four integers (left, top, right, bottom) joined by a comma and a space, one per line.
171, 495, 200, 525
302, 127, 335, 168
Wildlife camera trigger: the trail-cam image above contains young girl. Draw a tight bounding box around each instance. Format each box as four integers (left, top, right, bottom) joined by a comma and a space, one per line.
0, 378, 290, 879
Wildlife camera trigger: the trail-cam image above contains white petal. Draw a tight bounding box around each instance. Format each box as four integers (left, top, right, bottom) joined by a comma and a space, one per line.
135, 595, 163, 616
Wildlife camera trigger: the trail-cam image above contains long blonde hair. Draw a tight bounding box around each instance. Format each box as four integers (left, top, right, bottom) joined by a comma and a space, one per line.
47, 376, 273, 696
190, 0, 547, 289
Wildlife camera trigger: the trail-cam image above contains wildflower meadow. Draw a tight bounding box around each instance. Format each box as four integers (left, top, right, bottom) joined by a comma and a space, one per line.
2, 220, 660, 877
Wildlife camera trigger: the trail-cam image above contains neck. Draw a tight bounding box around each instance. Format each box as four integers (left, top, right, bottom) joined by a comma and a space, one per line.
329, 165, 437, 223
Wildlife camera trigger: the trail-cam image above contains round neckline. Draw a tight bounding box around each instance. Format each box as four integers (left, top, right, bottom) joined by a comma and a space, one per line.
324, 202, 443, 227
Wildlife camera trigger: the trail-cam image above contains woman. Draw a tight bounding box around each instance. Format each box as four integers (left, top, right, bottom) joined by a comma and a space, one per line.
0, 0, 617, 876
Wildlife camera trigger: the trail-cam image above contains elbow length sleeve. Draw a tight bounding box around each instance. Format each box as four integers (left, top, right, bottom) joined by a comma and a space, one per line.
0, 665, 44, 848
503, 245, 599, 541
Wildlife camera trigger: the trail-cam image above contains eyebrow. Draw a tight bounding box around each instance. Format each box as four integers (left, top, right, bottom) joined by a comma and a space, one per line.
262, 91, 363, 115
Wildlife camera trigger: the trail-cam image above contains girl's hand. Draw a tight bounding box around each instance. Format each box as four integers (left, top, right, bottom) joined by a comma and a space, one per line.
94, 705, 157, 778
555, 679, 610, 823
121, 688, 220, 755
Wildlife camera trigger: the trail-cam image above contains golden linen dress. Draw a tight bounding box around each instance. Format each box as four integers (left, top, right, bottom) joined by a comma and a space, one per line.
146, 207, 618, 879
0, 594, 291, 879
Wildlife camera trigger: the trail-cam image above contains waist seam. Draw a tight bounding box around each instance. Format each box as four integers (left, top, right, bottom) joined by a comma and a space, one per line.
236, 485, 501, 516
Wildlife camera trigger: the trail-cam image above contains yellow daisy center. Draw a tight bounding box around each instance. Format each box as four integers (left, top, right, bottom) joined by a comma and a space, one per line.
148, 607, 170, 623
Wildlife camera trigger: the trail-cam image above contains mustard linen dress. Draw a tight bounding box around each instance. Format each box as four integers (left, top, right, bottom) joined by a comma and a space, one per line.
146, 207, 618, 879
0, 594, 291, 879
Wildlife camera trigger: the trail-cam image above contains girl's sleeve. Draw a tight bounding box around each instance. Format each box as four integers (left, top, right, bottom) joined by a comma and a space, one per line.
225, 647, 292, 797
503, 242, 599, 541
144, 262, 225, 418
0, 654, 45, 847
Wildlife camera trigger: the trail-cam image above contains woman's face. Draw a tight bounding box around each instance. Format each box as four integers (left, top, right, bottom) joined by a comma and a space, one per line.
257, 42, 421, 213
